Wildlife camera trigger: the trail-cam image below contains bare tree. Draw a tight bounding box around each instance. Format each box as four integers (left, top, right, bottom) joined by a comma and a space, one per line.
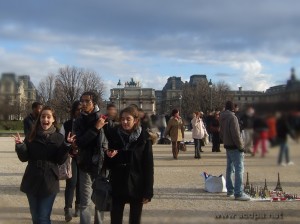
212, 81, 233, 111
36, 66, 106, 122
54, 66, 83, 110
81, 70, 105, 102
37, 74, 56, 106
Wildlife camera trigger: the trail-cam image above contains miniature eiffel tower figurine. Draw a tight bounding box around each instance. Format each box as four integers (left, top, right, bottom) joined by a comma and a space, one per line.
244, 172, 251, 194
264, 179, 270, 198
274, 173, 283, 192
263, 179, 268, 191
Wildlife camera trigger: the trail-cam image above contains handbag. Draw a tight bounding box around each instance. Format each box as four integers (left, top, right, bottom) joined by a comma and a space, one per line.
179, 141, 187, 151
91, 174, 112, 211
58, 155, 72, 180
202, 133, 209, 146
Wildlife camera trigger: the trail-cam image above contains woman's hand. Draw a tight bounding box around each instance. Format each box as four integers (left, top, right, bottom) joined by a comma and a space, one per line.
142, 198, 150, 204
67, 132, 76, 143
106, 149, 118, 158
12, 133, 23, 144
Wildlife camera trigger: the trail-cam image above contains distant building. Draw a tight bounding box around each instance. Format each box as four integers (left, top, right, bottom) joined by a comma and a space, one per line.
156, 76, 184, 115
230, 87, 264, 110
109, 78, 156, 114
257, 68, 300, 112
0, 73, 37, 120
156, 75, 211, 115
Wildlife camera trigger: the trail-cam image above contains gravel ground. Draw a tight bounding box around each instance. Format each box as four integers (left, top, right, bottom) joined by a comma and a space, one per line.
0, 132, 300, 224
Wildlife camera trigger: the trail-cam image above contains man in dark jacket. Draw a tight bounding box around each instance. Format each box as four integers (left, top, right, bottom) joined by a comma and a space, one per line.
220, 101, 250, 201
74, 92, 108, 224
23, 102, 43, 138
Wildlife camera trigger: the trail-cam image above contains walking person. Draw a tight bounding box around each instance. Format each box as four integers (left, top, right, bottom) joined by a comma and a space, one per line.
252, 115, 269, 157
157, 114, 167, 139
73, 91, 108, 224
276, 112, 295, 166
105, 106, 154, 224
14, 106, 76, 223
220, 101, 250, 201
23, 102, 43, 138
164, 109, 185, 159
191, 111, 207, 159
240, 106, 255, 154
210, 111, 221, 152
60, 100, 82, 222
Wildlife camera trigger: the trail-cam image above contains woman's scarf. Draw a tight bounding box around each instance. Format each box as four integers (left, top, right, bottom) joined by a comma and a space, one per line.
37, 125, 56, 138
118, 126, 142, 150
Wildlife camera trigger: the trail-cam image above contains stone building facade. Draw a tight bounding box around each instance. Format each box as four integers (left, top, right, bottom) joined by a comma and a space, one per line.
109, 78, 156, 114
0, 73, 37, 120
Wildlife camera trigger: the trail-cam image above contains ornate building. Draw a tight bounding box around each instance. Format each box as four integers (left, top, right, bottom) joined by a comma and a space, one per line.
155, 76, 184, 115
0, 73, 37, 120
256, 68, 300, 112
109, 78, 156, 114
230, 87, 264, 110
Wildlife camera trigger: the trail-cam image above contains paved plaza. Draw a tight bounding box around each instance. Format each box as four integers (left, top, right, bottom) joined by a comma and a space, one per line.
0, 133, 300, 224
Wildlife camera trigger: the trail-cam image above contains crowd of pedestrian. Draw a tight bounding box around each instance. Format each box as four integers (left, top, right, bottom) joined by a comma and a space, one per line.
13, 93, 300, 223
14, 91, 154, 224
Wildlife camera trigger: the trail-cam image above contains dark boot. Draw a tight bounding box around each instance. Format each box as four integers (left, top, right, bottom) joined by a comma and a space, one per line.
74, 204, 80, 217
64, 208, 72, 222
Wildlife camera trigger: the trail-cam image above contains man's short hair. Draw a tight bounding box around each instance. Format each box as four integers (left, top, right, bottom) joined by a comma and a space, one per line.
225, 101, 235, 111
31, 102, 42, 110
81, 91, 99, 105
106, 103, 116, 110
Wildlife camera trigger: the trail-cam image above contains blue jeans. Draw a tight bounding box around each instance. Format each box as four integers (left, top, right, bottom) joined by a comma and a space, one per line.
27, 193, 56, 224
194, 138, 202, 158
225, 150, 245, 197
65, 157, 80, 209
79, 169, 104, 224
278, 142, 290, 164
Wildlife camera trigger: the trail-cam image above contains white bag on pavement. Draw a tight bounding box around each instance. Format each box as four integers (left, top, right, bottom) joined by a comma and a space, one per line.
201, 172, 227, 193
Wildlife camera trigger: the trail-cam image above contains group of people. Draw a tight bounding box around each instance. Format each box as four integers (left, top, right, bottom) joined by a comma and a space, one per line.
14, 91, 154, 224
13, 93, 299, 223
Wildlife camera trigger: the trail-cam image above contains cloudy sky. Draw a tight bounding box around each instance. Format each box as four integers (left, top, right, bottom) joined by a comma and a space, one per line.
1, 0, 299, 98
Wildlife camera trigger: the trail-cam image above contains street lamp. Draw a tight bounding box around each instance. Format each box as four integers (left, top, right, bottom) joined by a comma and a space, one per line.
117, 79, 122, 111
208, 79, 213, 111
179, 94, 182, 115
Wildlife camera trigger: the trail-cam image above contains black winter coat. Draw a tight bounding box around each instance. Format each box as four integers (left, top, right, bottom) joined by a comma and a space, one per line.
105, 126, 154, 201
15, 132, 69, 197
74, 110, 108, 174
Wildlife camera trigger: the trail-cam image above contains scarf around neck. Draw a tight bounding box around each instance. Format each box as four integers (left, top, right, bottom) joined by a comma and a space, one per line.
118, 126, 142, 150
37, 125, 56, 138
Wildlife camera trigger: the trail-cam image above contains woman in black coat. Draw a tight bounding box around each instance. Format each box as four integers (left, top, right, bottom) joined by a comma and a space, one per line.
14, 106, 75, 224
105, 106, 154, 224
210, 111, 221, 152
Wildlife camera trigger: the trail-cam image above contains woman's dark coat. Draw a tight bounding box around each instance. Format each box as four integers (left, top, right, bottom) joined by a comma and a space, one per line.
105, 126, 154, 201
15, 132, 69, 197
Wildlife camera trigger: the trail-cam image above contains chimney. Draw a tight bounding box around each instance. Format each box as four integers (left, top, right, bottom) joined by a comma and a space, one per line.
239, 86, 242, 92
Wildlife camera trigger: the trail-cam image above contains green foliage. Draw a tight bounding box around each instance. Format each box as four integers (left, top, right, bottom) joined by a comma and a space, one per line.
0, 120, 24, 131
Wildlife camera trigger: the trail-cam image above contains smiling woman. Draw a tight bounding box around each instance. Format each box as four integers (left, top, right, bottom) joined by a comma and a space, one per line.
13, 105, 76, 223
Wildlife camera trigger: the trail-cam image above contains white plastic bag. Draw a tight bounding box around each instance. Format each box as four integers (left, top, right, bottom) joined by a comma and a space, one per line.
201, 172, 227, 193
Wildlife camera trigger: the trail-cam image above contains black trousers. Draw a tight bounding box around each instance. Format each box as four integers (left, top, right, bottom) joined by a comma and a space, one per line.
111, 198, 143, 224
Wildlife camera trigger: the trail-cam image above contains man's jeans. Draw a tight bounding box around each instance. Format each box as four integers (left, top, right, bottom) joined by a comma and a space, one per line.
226, 149, 245, 197
243, 129, 253, 153
278, 142, 290, 164
27, 193, 56, 224
79, 169, 104, 224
